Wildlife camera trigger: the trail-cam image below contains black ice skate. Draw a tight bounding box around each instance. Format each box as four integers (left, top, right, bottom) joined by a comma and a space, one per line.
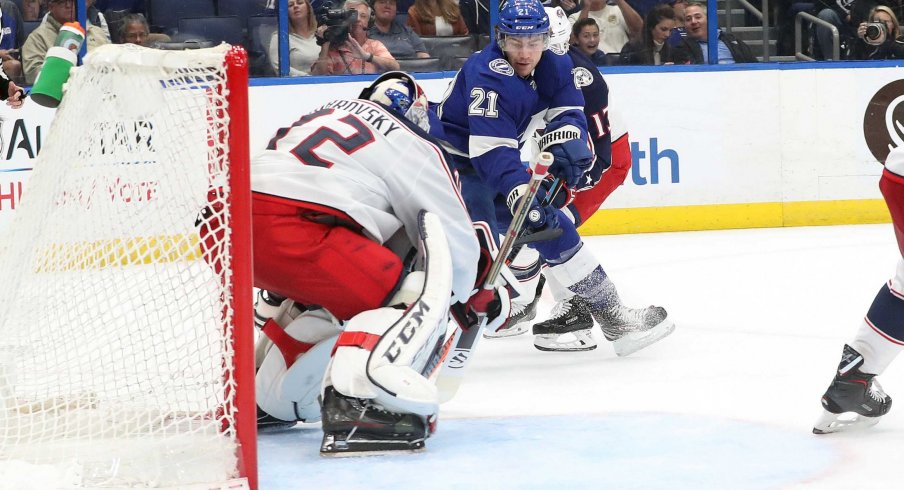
813, 344, 892, 434
592, 304, 674, 357
484, 276, 546, 339
320, 386, 431, 456
532, 295, 596, 352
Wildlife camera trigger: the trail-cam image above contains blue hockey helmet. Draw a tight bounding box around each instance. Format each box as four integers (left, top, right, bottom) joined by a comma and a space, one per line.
497, 0, 550, 36
496, 0, 550, 51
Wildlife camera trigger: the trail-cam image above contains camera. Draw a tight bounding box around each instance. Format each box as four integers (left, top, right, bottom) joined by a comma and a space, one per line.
316, 1, 358, 46
864, 21, 888, 45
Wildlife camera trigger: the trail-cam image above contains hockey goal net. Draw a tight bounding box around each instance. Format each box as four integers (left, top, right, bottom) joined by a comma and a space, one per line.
0, 44, 255, 489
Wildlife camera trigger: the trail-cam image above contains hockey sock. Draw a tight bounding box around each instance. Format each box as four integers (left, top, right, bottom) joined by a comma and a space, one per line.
851, 281, 904, 374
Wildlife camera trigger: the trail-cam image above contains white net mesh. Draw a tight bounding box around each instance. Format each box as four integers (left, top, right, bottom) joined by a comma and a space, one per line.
0, 44, 248, 488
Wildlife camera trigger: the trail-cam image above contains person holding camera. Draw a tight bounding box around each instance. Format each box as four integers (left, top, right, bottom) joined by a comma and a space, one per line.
853, 5, 904, 60
310, 0, 399, 75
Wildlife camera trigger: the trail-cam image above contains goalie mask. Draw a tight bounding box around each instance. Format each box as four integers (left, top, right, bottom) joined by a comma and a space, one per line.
359, 71, 430, 133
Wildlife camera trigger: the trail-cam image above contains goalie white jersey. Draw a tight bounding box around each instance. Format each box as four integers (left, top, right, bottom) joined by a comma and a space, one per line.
252, 98, 479, 303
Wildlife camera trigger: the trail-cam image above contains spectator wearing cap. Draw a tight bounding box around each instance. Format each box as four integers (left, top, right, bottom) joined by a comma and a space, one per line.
406, 0, 468, 36
620, 3, 677, 65
22, 0, 110, 84
571, 17, 608, 65
673, 0, 756, 63
369, 0, 430, 59
568, 0, 642, 54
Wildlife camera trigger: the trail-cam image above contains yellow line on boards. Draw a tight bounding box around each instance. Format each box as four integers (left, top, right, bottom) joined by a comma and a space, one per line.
34, 235, 203, 272
580, 199, 891, 236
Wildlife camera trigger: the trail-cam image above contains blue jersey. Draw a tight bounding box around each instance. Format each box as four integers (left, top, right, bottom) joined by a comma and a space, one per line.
565, 46, 611, 191
437, 42, 587, 198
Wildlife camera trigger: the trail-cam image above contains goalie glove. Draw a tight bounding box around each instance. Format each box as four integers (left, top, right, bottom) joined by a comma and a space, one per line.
536, 122, 594, 188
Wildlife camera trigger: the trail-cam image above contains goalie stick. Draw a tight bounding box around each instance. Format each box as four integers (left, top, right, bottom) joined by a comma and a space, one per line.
433, 152, 554, 403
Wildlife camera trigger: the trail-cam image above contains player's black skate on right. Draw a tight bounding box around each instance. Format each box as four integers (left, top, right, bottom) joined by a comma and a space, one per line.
813, 344, 892, 434
320, 386, 430, 456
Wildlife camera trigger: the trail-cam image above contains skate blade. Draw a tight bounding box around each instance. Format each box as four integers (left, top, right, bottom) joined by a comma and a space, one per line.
533, 329, 597, 352
812, 409, 883, 434
610, 319, 675, 357
483, 321, 530, 339
320, 433, 426, 457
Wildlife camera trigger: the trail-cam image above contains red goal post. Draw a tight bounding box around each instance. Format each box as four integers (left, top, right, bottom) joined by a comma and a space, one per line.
0, 44, 256, 489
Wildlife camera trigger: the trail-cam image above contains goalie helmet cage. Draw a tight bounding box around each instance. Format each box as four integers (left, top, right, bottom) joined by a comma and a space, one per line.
0, 44, 256, 489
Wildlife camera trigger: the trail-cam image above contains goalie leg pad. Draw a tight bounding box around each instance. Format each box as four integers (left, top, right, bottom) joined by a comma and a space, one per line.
324, 211, 453, 420
256, 309, 341, 423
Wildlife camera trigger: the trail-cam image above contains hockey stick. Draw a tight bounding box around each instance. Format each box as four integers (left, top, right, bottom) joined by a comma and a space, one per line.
434, 152, 554, 403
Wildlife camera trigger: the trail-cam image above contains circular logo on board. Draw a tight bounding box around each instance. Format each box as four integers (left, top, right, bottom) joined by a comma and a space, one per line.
863, 79, 904, 164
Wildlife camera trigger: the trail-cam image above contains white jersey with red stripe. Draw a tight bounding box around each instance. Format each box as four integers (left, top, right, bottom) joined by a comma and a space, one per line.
251, 98, 479, 304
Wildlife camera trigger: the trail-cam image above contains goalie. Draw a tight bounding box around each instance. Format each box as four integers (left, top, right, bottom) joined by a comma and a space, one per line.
250, 71, 509, 454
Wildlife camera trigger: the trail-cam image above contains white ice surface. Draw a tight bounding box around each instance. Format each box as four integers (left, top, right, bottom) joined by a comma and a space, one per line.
259, 223, 904, 489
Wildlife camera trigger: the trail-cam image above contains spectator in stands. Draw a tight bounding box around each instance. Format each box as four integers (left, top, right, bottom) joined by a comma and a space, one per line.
22, 0, 109, 84
853, 4, 904, 60
459, 0, 489, 35
20, 0, 41, 22
110, 11, 167, 45
268, 0, 319, 75
667, 0, 687, 46
310, 0, 399, 75
116, 12, 147, 45
568, 0, 642, 54
551, 0, 580, 16
87, 0, 111, 42
673, 1, 757, 63
0, 0, 24, 83
814, 0, 856, 60
571, 17, 608, 65
620, 3, 677, 65
407, 0, 468, 36
369, 0, 430, 59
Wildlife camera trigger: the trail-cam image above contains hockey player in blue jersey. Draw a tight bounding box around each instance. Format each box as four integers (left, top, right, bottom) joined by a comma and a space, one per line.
438, 0, 673, 354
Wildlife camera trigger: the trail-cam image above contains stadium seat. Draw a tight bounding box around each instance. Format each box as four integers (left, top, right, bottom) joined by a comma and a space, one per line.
23, 20, 39, 40
248, 15, 278, 77
177, 16, 244, 46
444, 56, 468, 71
148, 0, 215, 34
396, 57, 443, 73
476, 34, 491, 50
421, 35, 475, 61
217, 0, 268, 24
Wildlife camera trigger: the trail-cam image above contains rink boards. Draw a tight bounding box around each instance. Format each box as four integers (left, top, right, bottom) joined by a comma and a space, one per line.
1, 62, 902, 235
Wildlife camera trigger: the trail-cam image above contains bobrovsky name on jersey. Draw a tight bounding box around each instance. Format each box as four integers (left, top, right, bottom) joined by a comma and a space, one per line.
629, 137, 679, 186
